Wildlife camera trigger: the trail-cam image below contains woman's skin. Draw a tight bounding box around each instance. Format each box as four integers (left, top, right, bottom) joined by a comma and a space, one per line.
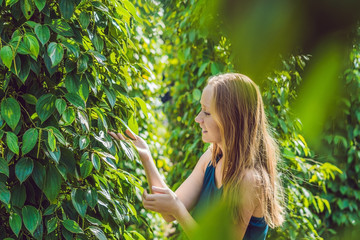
108, 84, 262, 238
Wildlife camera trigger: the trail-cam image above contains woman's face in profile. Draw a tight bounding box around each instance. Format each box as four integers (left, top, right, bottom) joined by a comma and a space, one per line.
195, 85, 222, 145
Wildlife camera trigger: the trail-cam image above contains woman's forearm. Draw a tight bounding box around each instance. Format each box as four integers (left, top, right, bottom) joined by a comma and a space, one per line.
174, 202, 198, 237
141, 156, 168, 191
141, 157, 176, 222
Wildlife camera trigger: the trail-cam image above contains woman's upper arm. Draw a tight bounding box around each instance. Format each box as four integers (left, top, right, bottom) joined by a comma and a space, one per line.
232, 170, 261, 239
174, 148, 212, 212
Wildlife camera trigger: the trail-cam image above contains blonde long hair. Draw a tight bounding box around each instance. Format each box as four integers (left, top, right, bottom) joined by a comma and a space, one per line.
208, 73, 284, 228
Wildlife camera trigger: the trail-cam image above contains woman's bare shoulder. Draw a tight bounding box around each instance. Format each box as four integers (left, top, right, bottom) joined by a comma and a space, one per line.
198, 148, 212, 173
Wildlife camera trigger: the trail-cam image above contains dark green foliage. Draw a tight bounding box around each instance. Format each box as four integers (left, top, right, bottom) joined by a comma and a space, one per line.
0, 0, 154, 239
319, 34, 360, 238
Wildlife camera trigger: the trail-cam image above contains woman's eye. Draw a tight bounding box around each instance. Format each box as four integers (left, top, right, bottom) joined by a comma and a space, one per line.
203, 111, 210, 116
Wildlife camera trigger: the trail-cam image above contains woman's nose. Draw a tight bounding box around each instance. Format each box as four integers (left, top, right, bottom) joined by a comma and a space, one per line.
195, 112, 203, 123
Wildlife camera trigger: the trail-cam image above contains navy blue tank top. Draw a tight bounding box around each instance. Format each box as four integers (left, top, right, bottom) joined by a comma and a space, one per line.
193, 155, 269, 240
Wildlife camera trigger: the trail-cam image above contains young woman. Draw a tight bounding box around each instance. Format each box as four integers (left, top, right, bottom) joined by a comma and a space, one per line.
109, 73, 284, 239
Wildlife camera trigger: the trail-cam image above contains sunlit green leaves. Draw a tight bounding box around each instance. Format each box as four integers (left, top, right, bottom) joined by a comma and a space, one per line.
6, 132, 19, 155
0, 46, 13, 68
50, 19, 74, 37
36, 94, 56, 123
22, 205, 41, 235
62, 219, 83, 234
15, 157, 34, 184
9, 212, 22, 237
47, 42, 64, 67
1, 97, 21, 131
22, 128, 38, 155
34, 24, 50, 45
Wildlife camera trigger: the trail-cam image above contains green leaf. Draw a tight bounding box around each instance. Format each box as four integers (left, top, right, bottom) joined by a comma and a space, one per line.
6, 0, 19, 7
15, 157, 34, 184
80, 160, 92, 178
44, 52, 58, 76
0, 182, 10, 205
22, 128, 38, 155
33, 0, 45, 11
71, 188, 87, 218
43, 204, 57, 216
22, 205, 41, 235
47, 42, 64, 67
45, 126, 66, 145
0, 46, 13, 68
47, 217, 57, 234
104, 87, 116, 109
79, 136, 90, 150
34, 24, 50, 45
210, 62, 220, 75
21, 94, 37, 105
89, 226, 107, 240
47, 145, 61, 164
9, 212, 22, 237
32, 161, 46, 190
20, 0, 35, 20
11, 184, 26, 208
1, 97, 21, 131
62, 108, 75, 125
24, 34, 39, 59
17, 56, 31, 83
43, 164, 62, 202
55, 99, 66, 115
92, 34, 104, 52
50, 19, 74, 37
62, 219, 83, 234
59, 0, 74, 19
65, 93, 85, 109
0, 157, 9, 177
198, 62, 209, 77
6, 132, 19, 155
62, 41, 80, 58
91, 153, 101, 171
86, 188, 97, 208
36, 93, 56, 123
192, 89, 201, 101
77, 54, 89, 73
48, 131, 56, 152
79, 12, 90, 29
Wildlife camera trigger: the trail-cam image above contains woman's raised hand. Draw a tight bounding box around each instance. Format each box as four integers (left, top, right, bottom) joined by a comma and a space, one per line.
108, 129, 152, 163
142, 186, 182, 217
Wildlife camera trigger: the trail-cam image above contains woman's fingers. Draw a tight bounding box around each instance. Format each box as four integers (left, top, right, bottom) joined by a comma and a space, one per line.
108, 131, 120, 140
152, 186, 169, 194
108, 131, 128, 141
116, 132, 125, 141
125, 129, 137, 140
142, 189, 156, 201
